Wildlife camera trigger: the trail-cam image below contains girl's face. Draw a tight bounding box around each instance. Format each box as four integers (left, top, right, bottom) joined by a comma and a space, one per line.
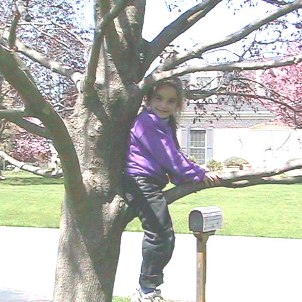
149, 85, 180, 119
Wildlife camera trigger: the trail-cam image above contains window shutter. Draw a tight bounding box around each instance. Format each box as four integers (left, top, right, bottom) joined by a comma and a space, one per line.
177, 127, 189, 155
206, 127, 214, 161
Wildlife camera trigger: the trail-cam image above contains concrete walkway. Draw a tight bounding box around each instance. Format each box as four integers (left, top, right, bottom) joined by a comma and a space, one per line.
0, 227, 302, 302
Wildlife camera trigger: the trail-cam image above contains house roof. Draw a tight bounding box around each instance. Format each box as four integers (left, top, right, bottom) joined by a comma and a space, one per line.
179, 97, 279, 128
184, 97, 270, 113
180, 113, 276, 129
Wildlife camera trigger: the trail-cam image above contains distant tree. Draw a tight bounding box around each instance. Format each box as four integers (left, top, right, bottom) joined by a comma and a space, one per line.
0, 1, 302, 301
217, 46, 302, 128
259, 50, 302, 127
12, 125, 51, 163
0, 0, 86, 170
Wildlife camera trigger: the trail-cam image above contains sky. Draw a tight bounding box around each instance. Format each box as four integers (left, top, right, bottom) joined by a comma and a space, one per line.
142, 0, 272, 44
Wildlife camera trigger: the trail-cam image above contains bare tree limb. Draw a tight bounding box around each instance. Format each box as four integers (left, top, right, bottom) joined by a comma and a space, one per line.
30, 23, 69, 48
0, 109, 51, 138
11, 118, 51, 138
6, 1, 30, 49
0, 108, 28, 119
218, 175, 302, 187
161, 0, 302, 70
165, 158, 302, 204
15, 0, 32, 22
0, 30, 83, 90
0, 151, 63, 178
51, 21, 87, 46
86, 0, 130, 88
219, 91, 299, 112
142, 53, 302, 85
260, 0, 291, 7
144, 0, 222, 71
8, 7, 20, 49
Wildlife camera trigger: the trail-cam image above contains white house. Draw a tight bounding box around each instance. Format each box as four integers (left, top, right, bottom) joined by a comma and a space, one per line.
177, 72, 302, 169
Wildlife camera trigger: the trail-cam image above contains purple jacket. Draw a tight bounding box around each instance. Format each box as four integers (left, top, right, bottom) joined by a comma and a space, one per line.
124, 108, 206, 186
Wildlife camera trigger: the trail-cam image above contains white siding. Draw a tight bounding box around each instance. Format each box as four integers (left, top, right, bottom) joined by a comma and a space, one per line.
213, 127, 302, 168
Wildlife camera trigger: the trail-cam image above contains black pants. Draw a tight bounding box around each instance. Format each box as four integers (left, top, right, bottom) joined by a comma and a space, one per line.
123, 175, 175, 289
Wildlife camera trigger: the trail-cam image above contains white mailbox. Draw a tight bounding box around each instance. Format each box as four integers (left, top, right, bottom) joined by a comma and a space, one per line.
189, 206, 223, 302
189, 206, 223, 233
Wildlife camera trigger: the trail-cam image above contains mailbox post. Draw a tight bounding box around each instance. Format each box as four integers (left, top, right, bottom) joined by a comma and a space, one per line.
189, 206, 223, 302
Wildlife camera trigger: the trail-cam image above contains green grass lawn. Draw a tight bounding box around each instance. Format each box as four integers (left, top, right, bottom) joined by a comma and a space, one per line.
0, 171, 64, 228
1, 171, 302, 238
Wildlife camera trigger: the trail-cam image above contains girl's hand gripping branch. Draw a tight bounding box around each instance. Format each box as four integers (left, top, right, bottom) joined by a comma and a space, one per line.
202, 171, 221, 187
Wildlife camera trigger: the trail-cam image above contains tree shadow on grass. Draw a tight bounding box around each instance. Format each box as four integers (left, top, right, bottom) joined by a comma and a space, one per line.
0, 176, 63, 186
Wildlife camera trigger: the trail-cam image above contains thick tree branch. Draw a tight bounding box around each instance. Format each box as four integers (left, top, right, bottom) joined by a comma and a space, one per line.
0, 108, 28, 119
0, 151, 63, 178
1, 30, 83, 91
15, 0, 32, 22
143, 0, 222, 72
161, 0, 302, 70
0, 109, 51, 138
142, 53, 302, 86
11, 118, 50, 138
164, 159, 302, 204
8, 8, 20, 49
8, 1, 32, 48
0, 45, 84, 200
86, 0, 130, 88
261, 0, 289, 6
218, 175, 302, 187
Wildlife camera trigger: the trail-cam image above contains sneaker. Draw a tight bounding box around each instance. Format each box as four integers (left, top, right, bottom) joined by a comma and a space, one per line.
130, 287, 164, 302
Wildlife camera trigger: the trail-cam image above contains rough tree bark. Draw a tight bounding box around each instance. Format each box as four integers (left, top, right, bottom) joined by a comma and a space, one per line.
0, 0, 302, 301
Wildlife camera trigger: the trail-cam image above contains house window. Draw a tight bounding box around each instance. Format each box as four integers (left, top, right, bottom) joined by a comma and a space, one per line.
189, 129, 206, 164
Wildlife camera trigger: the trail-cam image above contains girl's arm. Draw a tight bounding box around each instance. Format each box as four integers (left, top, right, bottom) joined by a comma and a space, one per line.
139, 123, 206, 185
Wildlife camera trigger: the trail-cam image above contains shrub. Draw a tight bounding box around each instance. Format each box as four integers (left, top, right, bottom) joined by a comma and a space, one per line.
224, 156, 249, 167
206, 159, 223, 172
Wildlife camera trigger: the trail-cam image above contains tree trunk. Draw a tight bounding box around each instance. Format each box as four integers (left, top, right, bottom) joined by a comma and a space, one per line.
53, 192, 126, 302
53, 80, 134, 301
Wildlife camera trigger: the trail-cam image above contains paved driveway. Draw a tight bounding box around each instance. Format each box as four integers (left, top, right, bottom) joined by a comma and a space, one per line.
0, 227, 302, 302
